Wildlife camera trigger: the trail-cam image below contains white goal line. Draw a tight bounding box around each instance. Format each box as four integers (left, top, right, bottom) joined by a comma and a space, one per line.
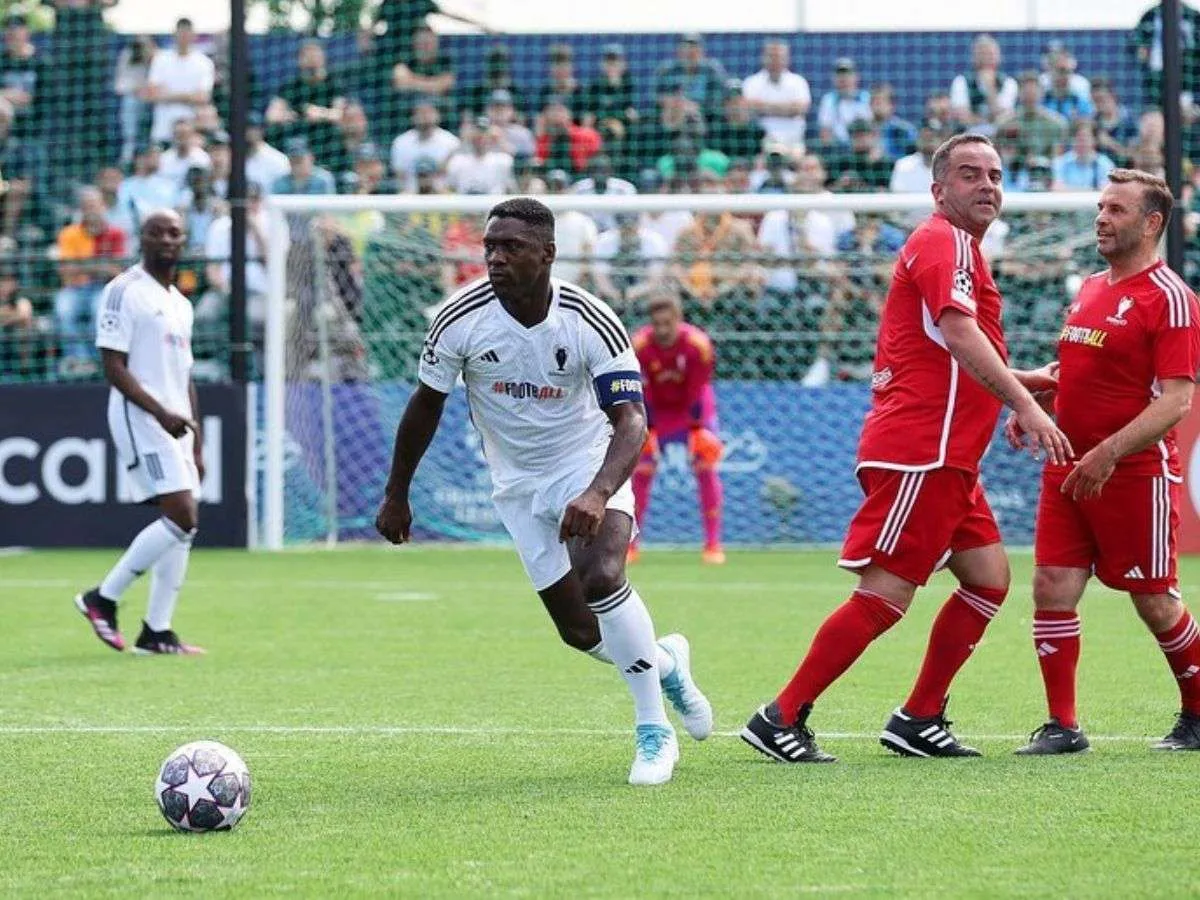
0, 724, 1157, 742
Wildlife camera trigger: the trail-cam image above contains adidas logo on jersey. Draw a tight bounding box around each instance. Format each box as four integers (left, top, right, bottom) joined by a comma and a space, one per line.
478, 350, 500, 363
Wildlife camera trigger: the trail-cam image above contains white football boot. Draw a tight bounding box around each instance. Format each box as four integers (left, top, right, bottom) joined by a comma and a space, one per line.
628, 723, 679, 786
658, 633, 714, 741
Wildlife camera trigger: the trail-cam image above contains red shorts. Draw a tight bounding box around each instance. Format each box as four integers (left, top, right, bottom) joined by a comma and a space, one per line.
839, 466, 1002, 586
1034, 467, 1180, 593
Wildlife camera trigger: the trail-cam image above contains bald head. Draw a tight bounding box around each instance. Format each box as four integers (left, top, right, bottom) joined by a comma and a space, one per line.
140, 209, 186, 272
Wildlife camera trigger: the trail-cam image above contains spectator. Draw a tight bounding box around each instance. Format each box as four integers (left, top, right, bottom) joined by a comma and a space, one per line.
652, 33, 729, 123
346, 144, 392, 198
544, 167, 598, 285
0, 13, 45, 143
391, 23, 456, 128
637, 169, 694, 253
869, 83, 917, 160
177, 165, 218, 252
633, 85, 705, 171
816, 57, 871, 145
750, 145, 796, 194
266, 41, 346, 166
145, 18, 215, 145
115, 35, 156, 166
339, 27, 391, 136
207, 131, 231, 198
202, 182, 269, 340
570, 153, 635, 232
273, 137, 336, 195
441, 207, 487, 289
0, 261, 34, 378
825, 119, 893, 191
741, 39, 811, 150
592, 211, 670, 310
1092, 77, 1139, 166
157, 118, 211, 190
534, 96, 601, 176
724, 157, 753, 195
758, 154, 847, 302
0, 98, 34, 249
116, 144, 178, 232
1130, 109, 1167, 178
923, 89, 957, 133
656, 134, 729, 183
54, 187, 127, 375
445, 117, 513, 194
710, 83, 767, 162
97, 164, 130, 236
325, 99, 374, 185
209, 29, 260, 132
245, 111, 290, 195
1052, 122, 1115, 191
536, 43, 582, 121
374, 0, 487, 70
1131, 0, 1200, 106
512, 152, 546, 194
486, 89, 535, 158
1039, 41, 1092, 105
995, 71, 1068, 162
1041, 47, 1094, 123
672, 176, 762, 309
461, 44, 526, 121
390, 99, 459, 191
890, 123, 941, 194
949, 34, 1017, 128
581, 43, 638, 170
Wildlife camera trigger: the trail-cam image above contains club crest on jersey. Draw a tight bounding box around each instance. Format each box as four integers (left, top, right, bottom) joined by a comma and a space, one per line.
953, 268, 973, 298
1106, 296, 1135, 326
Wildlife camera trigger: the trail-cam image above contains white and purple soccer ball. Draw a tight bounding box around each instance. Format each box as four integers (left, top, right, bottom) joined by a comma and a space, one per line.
155, 740, 251, 833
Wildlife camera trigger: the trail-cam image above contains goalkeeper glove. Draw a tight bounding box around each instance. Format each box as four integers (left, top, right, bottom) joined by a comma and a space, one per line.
687, 427, 723, 467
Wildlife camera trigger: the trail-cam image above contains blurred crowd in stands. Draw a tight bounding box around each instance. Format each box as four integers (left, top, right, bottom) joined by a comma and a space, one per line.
1, 0, 1198, 384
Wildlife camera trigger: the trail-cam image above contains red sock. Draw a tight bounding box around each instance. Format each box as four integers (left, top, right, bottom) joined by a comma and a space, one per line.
775, 590, 904, 725
631, 462, 654, 545
696, 467, 722, 550
1032, 610, 1082, 728
1155, 608, 1200, 716
904, 584, 1006, 718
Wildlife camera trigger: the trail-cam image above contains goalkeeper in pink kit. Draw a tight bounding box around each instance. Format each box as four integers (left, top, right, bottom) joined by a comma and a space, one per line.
630, 295, 725, 564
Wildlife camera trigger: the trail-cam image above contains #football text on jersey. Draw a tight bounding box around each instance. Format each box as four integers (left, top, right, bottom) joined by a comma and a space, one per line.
417, 277, 643, 494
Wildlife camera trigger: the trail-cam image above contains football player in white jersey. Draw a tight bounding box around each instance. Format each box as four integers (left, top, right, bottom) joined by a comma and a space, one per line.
75, 210, 205, 656
375, 198, 712, 785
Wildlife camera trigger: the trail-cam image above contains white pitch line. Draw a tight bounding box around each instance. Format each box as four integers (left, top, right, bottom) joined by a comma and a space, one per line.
0, 724, 1160, 742
374, 592, 439, 602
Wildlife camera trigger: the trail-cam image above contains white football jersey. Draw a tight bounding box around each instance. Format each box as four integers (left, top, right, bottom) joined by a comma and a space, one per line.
418, 277, 641, 495
95, 264, 194, 417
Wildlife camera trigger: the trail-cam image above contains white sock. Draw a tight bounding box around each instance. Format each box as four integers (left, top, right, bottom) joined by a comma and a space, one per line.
588, 582, 669, 727
145, 530, 194, 631
586, 639, 677, 679
100, 517, 189, 601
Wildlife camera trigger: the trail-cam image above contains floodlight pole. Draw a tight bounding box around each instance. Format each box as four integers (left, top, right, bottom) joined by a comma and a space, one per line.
229, 0, 250, 383
1163, 0, 1184, 272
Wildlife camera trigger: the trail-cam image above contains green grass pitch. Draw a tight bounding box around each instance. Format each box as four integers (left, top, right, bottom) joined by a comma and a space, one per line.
2, 546, 1198, 897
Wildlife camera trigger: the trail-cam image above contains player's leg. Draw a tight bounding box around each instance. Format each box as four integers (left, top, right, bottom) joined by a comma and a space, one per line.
693, 392, 724, 563
1090, 475, 1200, 749
1016, 466, 1094, 754
628, 437, 657, 563
134, 485, 205, 656
743, 467, 955, 763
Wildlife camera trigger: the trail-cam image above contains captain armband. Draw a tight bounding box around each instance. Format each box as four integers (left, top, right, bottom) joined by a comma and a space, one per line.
593, 370, 644, 408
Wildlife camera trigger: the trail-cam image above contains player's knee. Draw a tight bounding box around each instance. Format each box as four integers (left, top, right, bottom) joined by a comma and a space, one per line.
1032, 568, 1081, 610
579, 560, 626, 604
161, 496, 199, 534
557, 620, 601, 652
1131, 592, 1182, 633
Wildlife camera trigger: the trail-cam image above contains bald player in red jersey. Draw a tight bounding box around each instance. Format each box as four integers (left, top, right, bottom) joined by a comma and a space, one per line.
630, 295, 725, 564
741, 133, 1072, 763
1008, 169, 1200, 755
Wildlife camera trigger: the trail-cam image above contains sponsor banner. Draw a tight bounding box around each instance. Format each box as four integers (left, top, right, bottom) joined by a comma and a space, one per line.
0, 384, 247, 547
276, 382, 1045, 547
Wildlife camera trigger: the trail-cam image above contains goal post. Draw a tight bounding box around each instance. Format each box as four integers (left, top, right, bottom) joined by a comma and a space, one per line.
261, 190, 1101, 551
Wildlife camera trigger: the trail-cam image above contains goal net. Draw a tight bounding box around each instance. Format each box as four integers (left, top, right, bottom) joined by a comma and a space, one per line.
259, 191, 1099, 550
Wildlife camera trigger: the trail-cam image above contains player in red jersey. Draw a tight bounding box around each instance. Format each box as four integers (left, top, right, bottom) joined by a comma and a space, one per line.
741, 133, 1072, 763
1008, 169, 1200, 755
629, 295, 725, 564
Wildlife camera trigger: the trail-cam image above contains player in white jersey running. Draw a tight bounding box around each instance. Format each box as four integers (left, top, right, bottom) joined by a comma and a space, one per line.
375, 198, 712, 785
74, 209, 205, 656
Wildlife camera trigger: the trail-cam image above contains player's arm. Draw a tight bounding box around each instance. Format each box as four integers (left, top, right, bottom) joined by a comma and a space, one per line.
938, 309, 1072, 465
100, 349, 196, 438
1062, 377, 1194, 501
376, 383, 449, 544
189, 377, 205, 481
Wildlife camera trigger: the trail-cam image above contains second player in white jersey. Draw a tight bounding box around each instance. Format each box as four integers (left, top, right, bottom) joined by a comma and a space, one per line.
418, 275, 640, 495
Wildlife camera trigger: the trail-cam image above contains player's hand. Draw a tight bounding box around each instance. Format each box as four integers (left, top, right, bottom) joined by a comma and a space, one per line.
375, 495, 413, 544
1014, 401, 1074, 466
641, 429, 661, 461
1003, 410, 1026, 451
1061, 442, 1118, 501
1020, 362, 1060, 394
157, 410, 198, 439
559, 488, 607, 545
687, 427, 724, 467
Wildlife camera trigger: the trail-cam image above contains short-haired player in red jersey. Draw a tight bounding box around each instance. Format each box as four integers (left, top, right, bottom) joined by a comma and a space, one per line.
1009, 169, 1200, 755
741, 134, 1073, 763
629, 295, 725, 565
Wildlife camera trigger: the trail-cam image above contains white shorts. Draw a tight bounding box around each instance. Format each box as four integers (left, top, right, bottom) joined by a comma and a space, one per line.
108, 395, 200, 503
493, 463, 636, 592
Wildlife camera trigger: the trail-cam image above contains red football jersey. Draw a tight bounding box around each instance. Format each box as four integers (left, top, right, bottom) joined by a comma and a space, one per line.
633, 321, 715, 417
1054, 260, 1200, 478
857, 213, 1008, 474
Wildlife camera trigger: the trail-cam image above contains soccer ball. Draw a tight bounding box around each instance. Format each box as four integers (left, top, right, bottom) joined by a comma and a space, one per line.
155, 740, 251, 832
